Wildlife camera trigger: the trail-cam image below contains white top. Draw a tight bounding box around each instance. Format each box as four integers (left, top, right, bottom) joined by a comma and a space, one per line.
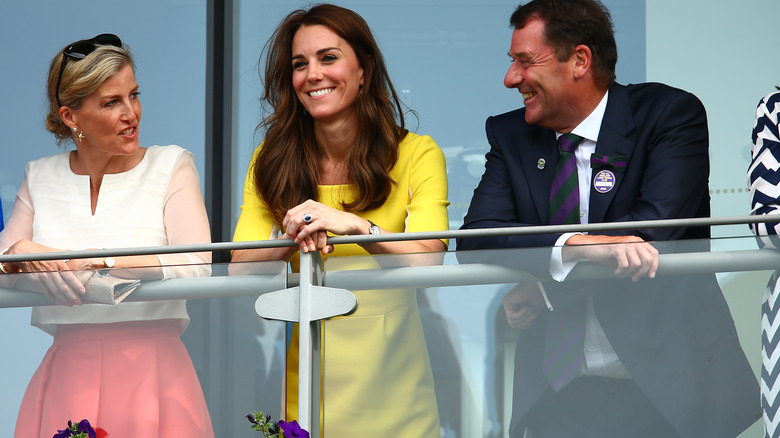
0, 145, 211, 334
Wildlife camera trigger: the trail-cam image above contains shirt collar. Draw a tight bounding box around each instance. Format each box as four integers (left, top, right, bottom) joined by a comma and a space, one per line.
561, 90, 609, 143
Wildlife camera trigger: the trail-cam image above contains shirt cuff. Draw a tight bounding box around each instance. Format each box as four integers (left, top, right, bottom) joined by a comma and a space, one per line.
550, 232, 581, 282
537, 282, 554, 311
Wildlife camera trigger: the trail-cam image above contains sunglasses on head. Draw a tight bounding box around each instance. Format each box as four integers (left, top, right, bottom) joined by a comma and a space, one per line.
55, 33, 123, 107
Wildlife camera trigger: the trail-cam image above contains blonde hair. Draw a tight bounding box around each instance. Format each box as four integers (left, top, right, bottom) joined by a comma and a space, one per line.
45, 44, 135, 145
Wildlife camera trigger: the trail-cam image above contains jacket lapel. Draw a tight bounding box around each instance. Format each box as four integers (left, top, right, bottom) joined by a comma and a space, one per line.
521, 127, 558, 224
588, 84, 635, 224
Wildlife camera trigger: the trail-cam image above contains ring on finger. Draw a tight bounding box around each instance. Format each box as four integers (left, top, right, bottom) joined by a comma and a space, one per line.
303, 213, 313, 223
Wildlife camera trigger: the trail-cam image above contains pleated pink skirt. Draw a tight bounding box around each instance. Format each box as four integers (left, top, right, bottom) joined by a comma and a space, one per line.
13, 320, 214, 438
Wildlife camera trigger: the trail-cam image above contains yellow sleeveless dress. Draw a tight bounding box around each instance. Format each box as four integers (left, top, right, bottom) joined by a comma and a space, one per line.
234, 133, 449, 437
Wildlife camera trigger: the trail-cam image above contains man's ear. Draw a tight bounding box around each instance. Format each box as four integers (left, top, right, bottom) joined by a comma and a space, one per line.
571, 44, 592, 80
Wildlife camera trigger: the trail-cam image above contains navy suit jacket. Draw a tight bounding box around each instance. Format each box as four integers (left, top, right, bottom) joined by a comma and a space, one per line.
458, 83, 759, 437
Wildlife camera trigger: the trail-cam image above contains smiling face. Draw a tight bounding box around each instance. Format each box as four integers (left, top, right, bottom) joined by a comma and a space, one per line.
291, 24, 364, 126
68, 63, 141, 156
504, 18, 580, 132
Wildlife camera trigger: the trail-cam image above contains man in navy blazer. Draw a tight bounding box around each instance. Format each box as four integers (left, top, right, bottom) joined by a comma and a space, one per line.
457, 0, 759, 436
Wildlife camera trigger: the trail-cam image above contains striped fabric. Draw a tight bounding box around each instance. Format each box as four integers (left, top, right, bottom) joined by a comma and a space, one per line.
549, 133, 584, 225
749, 90, 780, 438
543, 133, 586, 391
543, 305, 586, 391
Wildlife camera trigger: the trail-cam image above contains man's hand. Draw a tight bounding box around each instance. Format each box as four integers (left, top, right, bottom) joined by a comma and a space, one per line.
562, 234, 659, 282
503, 282, 547, 329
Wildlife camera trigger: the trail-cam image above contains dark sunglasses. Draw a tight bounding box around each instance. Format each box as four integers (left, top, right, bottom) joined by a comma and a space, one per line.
55, 33, 123, 107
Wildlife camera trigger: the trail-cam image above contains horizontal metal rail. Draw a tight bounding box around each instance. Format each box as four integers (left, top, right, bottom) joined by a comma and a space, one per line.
0, 214, 774, 309
324, 248, 780, 290
0, 263, 287, 308
0, 214, 771, 263
1, 247, 777, 308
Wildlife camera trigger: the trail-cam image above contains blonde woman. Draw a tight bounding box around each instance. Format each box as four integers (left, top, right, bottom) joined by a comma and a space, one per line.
0, 34, 214, 437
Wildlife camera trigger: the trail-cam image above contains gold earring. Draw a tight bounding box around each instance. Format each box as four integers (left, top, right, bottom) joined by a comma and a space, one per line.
73, 126, 84, 143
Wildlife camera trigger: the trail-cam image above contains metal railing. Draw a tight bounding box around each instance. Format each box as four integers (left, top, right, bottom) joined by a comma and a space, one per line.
0, 214, 777, 435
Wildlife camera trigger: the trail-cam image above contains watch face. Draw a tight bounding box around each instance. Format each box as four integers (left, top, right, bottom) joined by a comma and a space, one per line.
359, 221, 381, 248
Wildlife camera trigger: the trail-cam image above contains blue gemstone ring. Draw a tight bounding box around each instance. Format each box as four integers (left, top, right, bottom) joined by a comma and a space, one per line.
302, 213, 313, 223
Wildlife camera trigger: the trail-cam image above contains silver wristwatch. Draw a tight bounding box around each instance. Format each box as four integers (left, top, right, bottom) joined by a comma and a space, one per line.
360, 220, 381, 248
367, 220, 381, 236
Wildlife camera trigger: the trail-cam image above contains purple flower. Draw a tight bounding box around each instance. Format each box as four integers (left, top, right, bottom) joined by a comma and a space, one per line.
278, 420, 310, 438
52, 428, 74, 438
52, 419, 97, 438
77, 420, 98, 438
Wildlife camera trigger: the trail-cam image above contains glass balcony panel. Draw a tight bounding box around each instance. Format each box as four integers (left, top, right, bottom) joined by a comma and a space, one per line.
318, 236, 764, 437
0, 234, 770, 437
0, 258, 289, 438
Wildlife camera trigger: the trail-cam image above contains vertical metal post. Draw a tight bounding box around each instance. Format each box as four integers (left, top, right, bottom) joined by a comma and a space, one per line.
311, 303, 322, 438
256, 252, 355, 437
205, 0, 234, 255
297, 251, 323, 436
196, 0, 234, 433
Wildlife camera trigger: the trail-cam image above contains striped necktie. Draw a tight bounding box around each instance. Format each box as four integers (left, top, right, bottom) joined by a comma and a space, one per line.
549, 133, 584, 225
543, 305, 586, 391
543, 133, 586, 391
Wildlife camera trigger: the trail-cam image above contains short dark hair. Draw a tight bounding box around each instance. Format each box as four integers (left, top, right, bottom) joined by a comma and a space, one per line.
510, 0, 617, 88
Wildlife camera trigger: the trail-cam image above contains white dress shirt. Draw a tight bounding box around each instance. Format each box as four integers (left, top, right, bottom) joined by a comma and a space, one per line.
544, 91, 632, 379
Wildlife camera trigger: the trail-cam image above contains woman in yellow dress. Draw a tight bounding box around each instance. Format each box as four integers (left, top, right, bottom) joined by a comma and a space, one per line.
231, 4, 448, 437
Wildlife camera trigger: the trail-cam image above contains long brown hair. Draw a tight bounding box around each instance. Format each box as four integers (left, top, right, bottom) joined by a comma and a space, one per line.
253, 3, 406, 224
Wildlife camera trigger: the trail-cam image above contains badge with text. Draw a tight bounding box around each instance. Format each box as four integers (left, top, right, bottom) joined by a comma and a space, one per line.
593, 170, 616, 193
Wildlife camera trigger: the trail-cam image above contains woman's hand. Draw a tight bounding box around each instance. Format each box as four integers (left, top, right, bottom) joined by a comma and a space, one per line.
5, 239, 90, 306
283, 200, 364, 254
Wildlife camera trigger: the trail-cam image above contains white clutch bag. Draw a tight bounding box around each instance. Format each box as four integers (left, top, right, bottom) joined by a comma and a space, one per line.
83, 273, 141, 305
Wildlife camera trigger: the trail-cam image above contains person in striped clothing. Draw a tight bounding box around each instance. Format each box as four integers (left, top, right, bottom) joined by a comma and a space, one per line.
749, 88, 780, 438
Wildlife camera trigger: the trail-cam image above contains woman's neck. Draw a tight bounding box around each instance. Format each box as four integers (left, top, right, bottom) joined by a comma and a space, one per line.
313, 117, 357, 158
313, 118, 358, 185
70, 147, 144, 175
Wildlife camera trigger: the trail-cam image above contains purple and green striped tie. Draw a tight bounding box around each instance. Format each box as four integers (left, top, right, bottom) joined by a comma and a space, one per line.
544, 133, 586, 391
549, 133, 585, 226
